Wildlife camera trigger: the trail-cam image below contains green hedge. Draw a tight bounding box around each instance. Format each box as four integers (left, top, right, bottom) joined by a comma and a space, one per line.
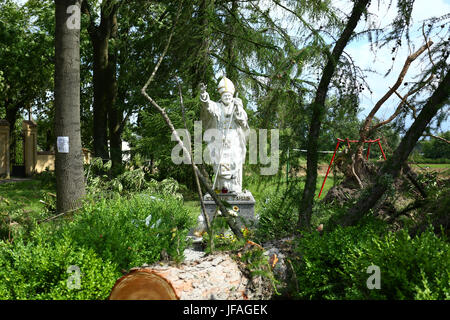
293, 222, 450, 299
0, 236, 119, 300
0, 192, 195, 300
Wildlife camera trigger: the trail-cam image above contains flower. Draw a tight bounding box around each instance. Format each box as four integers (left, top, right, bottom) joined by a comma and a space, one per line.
233, 206, 239, 212
228, 209, 238, 217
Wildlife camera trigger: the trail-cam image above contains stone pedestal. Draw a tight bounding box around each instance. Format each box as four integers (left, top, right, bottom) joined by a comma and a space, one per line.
22, 120, 37, 177
202, 190, 257, 230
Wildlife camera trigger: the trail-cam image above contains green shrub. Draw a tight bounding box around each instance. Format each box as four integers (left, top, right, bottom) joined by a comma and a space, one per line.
408, 154, 450, 164
255, 183, 301, 241
0, 236, 119, 300
60, 193, 195, 270
34, 169, 56, 190
292, 222, 450, 300
0, 191, 195, 300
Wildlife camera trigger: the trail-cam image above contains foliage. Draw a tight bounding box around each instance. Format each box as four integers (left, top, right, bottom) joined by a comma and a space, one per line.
419, 132, 450, 160
0, 0, 54, 120
405, 174, 450, 236
0, 235, 119, 300
0, 179, 55, 242
292, 222, 450, 299
0, 187, 195, 300
59, 193, 195, 269
255, 181, 302, 241
85, 157, 184, 200
236, 244, 280, 296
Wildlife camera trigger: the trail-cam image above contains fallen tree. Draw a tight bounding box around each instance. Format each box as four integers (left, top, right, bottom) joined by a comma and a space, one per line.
109, 239, 295, 300
323, 40, 436, 206
341, 68, 450, 226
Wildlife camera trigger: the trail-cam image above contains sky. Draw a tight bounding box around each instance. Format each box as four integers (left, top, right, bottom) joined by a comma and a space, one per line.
12, 0, 450, 134
343, 0, 450, 133
261, 0, 450, 133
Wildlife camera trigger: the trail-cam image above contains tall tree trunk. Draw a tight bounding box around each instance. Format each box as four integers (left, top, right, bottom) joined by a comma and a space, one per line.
54, 0, 86, 213
5, 104, 18, 164
106, 11, 122, 174
92, 35, 109, 160
108, 95, 123, 174
86, 0, 119, 161
342, 70, 450, 226
297, 0, 370, 231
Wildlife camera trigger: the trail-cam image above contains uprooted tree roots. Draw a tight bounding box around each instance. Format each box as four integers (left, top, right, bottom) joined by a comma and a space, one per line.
322, 152, 379, 206
320, 153, 447, 232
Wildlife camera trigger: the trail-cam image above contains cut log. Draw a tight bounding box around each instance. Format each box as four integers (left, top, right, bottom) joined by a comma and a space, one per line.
109, 269, 179, 300
109, 252, 272, 300
109, 239, 295, 300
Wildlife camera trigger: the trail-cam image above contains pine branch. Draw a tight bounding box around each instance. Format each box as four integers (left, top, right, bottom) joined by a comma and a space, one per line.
361, 40, 433, 137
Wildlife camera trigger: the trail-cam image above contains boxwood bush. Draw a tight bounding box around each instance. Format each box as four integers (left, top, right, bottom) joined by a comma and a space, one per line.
293, 221, 450, 300
0, 191, 195, 300
0, 236, 119, 300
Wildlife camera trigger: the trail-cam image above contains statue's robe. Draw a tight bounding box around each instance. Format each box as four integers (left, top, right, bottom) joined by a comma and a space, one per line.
200, 94, 249, 193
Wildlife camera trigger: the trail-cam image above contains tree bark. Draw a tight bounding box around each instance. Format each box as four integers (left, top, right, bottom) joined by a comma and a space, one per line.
298, 0, 370, 231
106, 11, 122, 174
342, 69, 450, 226
54, 0, 86, 213
91, 34, 109, 160
224, 0, 239, 83
85, 0, 119, 161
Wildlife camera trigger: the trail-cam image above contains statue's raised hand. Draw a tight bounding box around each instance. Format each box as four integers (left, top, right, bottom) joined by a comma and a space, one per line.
200, 83, 207, 93
199, 83, 208, 101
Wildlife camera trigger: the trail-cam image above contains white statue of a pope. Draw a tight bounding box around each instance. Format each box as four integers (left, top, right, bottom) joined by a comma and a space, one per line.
200, 76, 249, 193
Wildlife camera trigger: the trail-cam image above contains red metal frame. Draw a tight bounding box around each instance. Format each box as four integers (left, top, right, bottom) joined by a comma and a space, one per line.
317, 138, 387, 198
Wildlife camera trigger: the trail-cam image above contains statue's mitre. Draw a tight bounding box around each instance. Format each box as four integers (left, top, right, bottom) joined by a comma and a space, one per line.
217, 76, 235, 95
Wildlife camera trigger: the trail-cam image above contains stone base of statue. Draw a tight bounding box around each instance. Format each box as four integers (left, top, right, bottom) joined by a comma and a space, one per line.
190, 190, 257, 239
206, 190, 257, 229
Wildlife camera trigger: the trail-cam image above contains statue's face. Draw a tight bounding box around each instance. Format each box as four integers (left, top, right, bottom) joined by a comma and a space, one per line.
221, 92, 233, 106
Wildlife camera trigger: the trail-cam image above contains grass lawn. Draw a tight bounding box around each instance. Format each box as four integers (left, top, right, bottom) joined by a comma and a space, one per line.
0, 179, 55, 235
0, 180, 53, 214
410, 163, 450, 169
409, 163, 450, 177
181, 171, 341, 219
0, 179, 55, 240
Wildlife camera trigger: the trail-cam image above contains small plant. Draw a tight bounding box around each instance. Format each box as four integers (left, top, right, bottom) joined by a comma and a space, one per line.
236, 243, 280, 296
